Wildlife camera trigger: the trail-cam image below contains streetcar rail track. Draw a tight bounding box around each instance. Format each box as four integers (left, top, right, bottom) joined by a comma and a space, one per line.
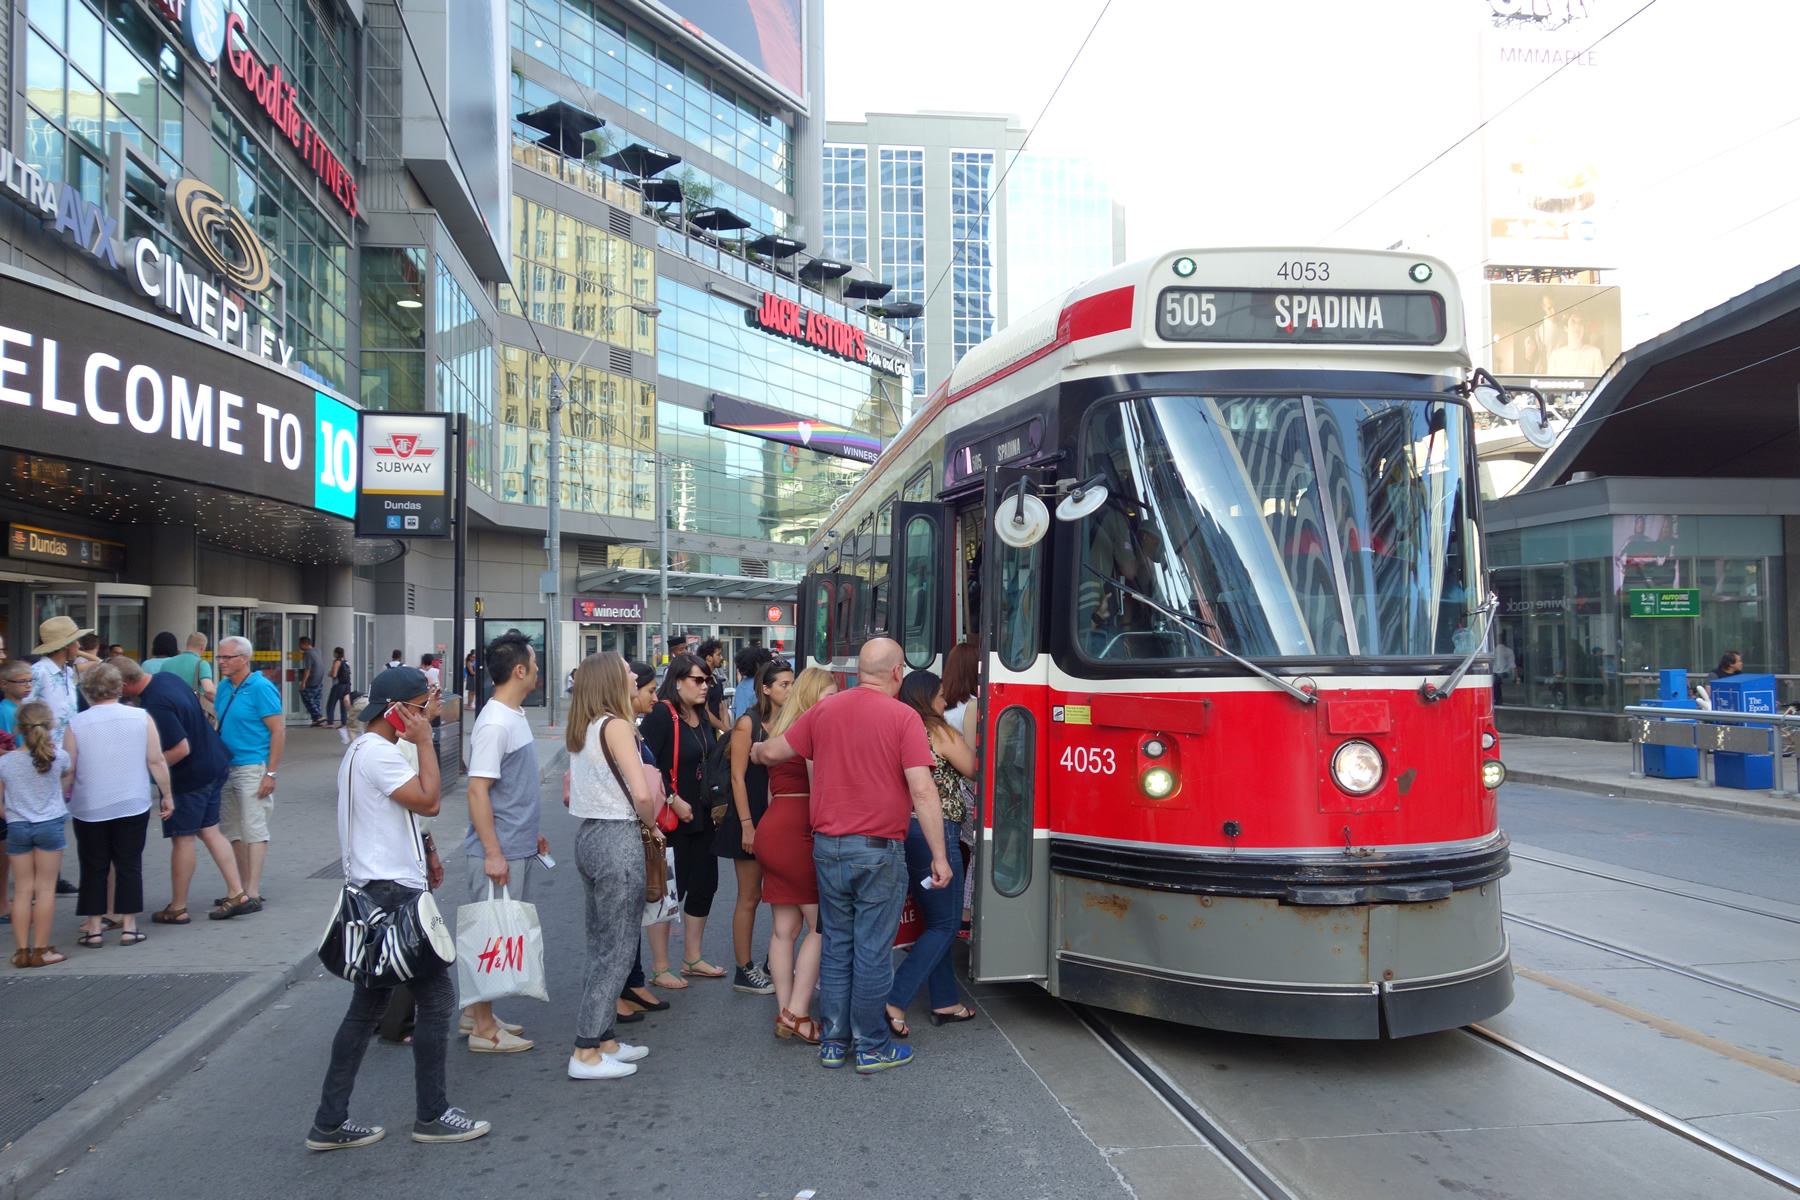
1509, 851, 1800, 925
1502, 911, 1800, 1014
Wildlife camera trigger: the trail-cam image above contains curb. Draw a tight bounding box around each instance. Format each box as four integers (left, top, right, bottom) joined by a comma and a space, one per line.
1507, 769, 1800, 822
0, 957, 316, 1200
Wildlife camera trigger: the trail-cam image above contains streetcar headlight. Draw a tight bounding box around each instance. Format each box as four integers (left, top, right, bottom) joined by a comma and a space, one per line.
1481, 759, 1507, 790
1330, 740, 1384, 795
1173, 256, 1196, 278
1409, 262, 1433, 283
1141, 767, 1177, 798
1143, 738, 1168, 759
1481, 730, 1497, 751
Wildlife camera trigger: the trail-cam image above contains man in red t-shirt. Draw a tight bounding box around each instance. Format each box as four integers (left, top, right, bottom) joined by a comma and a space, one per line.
755, 638, 950, 1072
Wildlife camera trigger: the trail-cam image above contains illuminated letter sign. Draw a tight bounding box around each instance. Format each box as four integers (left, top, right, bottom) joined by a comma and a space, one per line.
224, 14, 358, 219
751, 292, 908, 377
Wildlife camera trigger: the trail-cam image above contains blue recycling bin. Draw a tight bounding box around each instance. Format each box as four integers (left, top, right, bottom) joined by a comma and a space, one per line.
1711, 673, 1776, 790
1641, 669, 1698, 779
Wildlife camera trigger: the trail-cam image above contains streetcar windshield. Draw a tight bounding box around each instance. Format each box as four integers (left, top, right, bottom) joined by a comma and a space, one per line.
1076, 394, 1478, 662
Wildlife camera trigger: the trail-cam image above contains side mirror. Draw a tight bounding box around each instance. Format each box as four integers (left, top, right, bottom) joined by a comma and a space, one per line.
1055, 473, 1109, 523
995, 476, 1050, 549
1468, 367, 1520, 421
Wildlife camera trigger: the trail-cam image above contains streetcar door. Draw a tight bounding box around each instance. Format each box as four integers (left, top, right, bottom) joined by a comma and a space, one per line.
971, 465, 1052, 983
889, 502, 954, 671
800, 572, 840, 675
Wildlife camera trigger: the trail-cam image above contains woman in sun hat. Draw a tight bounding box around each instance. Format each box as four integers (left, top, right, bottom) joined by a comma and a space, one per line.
29, 616, 94, 750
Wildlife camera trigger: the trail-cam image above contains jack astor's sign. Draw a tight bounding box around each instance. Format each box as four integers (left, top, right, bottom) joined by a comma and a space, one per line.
224, 14, 358, 218
750, 292, 908, 378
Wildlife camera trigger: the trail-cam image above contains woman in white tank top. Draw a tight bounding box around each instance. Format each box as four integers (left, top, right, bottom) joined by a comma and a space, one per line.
66, 663, 173, 947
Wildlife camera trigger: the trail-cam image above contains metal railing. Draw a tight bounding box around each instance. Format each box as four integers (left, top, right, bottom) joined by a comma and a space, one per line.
1624, 704, 1799, 797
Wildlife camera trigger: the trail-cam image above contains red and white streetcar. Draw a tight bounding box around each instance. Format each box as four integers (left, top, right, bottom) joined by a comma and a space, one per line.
797, 248, 1514, 1038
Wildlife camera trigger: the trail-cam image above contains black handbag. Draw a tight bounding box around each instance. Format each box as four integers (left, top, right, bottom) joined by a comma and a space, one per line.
317, 741, 456, 988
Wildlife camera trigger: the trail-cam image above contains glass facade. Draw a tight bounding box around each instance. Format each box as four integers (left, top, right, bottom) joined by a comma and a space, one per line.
949, 149, 995, 368
879, 147, 927, 400
360, 247, 427, 411
509, 0, 794, 195
437, 260, 496, 498
1005, 152, 1118, 318
1489, 515, 1786, 711
500, 193, 657, 354
498, 346, 656, 518
821, 144, 867, 264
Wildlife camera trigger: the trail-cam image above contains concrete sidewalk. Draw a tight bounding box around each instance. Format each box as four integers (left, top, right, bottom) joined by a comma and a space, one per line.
1502, 733, 1800, 821
0, 702, 570, 1200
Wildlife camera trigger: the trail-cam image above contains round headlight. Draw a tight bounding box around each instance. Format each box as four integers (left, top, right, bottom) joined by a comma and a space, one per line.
1330, 740, 1384, 795
1409, 262, 1433, 283
1143, 738, 1167, 759
1481, 759, 1507, 790
1481, 730, 1497, 751
1141, 767, 1177, 799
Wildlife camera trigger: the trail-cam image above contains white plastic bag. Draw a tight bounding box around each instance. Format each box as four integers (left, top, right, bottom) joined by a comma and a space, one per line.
642, 848, 679, 926
456, 882, 548, 1006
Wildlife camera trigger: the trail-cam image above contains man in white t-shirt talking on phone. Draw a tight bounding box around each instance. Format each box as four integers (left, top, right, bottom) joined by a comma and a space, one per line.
459, 632, 546, 1053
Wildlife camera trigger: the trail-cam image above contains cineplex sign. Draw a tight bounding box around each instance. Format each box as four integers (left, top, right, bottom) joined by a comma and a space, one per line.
0, 269, 359, 520
751, 292, 908, 377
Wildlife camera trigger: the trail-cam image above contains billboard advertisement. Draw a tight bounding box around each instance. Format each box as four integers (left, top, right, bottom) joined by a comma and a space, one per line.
657, 0, 803, 99
1614, 514, 1682, 592
1489, 281, 1621, 386
1481, 3, 1613, 269
706, 392, 882, 464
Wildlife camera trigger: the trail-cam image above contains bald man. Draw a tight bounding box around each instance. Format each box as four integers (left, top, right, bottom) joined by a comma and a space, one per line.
755, 638, 951, 1074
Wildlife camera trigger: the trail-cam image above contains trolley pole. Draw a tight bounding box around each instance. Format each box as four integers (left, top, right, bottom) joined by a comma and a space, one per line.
546, 368, 563, 728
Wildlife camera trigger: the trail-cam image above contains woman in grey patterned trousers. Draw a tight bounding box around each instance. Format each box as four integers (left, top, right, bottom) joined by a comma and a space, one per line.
565, 653, 660, 1081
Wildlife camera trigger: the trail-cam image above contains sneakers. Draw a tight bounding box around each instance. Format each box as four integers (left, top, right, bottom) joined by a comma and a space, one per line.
819, 1041, 849, 1069
733, 962, 775, 994
608, 1042, 649, 1063
855, 1045, 915, 1074
568, 1054, 636, 1080
413, 1108, 491, 1143
468, 1028, 534, 1053
305, 1120, 385, 1151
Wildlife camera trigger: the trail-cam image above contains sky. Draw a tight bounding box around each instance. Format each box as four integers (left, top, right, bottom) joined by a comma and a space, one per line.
820, 0, 1800, 351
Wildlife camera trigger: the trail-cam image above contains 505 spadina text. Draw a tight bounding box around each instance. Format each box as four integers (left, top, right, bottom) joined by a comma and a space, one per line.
0, 326, 308, 470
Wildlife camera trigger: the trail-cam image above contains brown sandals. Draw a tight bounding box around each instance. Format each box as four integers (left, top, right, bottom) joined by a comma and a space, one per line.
152, 905, 190, 925
13, 946, 64, 967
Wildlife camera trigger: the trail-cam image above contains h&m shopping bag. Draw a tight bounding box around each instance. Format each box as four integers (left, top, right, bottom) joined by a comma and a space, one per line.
455, 881, 548, 1007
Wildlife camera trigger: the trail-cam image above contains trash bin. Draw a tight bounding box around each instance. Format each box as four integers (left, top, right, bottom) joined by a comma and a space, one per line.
1641, 669, 1698, 779
1711, 673, 1776, 789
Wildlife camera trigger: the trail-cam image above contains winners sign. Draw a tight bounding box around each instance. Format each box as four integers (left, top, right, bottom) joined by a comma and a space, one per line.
356, 411, 452, 538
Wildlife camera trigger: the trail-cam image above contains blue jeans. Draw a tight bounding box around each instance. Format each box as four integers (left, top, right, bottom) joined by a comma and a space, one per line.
813, 832, 907, 1055
888, 817, 963, 1013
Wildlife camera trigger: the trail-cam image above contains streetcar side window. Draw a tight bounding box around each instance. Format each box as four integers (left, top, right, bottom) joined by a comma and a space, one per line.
996, 537, 1041, 671
812, 577, 832, 662
990, 706, 1037, 897
903, 464, 933, 502
901, 515, 937, 668
872, 497, 896, 632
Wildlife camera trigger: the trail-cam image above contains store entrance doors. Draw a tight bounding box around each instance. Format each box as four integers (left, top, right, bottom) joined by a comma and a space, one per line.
252, 610, 317, 721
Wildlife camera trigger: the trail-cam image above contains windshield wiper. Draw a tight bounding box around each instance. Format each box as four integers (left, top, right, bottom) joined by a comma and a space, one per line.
1082, 564, 1317, 706
1419, 595, 1498, 703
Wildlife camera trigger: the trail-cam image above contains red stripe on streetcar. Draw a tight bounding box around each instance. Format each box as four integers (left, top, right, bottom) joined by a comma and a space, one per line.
1059, 285, 1135, 342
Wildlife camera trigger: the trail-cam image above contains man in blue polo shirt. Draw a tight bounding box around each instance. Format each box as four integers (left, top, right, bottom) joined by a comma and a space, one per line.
118, 658, 257, 922
214, 635, 285, 904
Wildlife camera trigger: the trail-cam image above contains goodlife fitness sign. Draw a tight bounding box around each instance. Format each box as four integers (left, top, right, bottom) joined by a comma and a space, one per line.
224, 14, 358, 218
751, 292, 907, 378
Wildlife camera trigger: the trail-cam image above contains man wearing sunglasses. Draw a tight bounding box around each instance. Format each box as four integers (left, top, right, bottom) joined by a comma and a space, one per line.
215, 635, 285, 907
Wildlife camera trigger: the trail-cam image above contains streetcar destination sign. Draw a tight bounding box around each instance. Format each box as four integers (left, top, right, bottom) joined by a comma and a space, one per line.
1156, 287, 1445, 345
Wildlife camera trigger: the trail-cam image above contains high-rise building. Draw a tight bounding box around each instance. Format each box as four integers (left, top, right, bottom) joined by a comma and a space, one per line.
824, 111, 1127, 403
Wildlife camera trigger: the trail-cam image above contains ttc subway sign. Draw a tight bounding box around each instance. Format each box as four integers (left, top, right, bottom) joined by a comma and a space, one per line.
355, 411, 451, 537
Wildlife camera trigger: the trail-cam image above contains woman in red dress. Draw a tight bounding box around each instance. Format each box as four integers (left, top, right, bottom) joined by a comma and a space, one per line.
754, 666, 836, 1042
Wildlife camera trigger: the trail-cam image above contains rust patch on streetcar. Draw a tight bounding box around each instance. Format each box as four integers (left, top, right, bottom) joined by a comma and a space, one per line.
1189, 917, 1205, 930
1083, 892, 1131, 918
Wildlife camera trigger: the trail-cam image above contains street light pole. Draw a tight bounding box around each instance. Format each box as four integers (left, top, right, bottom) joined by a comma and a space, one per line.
657, 450, 670, 665
546, 367, 564, 728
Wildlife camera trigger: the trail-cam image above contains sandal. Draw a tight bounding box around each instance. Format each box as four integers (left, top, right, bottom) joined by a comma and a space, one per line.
929, 1005, 978, 1025
649, 969, 689, 990
681, 957, 726, 978
885, 1007, 911, 1039
775, 1009, 821, 1044
29, 946, 64, 966
119, 929, 148, 946
11, 947, 31, 968
152, 905, 190, 925
101, 918, 123, 932
77, 932, 105, 949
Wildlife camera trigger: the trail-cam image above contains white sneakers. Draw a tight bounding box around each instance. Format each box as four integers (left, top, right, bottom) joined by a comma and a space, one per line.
566, 1044, 649, 1079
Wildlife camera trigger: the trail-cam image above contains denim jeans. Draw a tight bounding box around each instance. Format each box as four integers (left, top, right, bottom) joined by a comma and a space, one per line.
813, 832, 907, 1055
313, 880, 454, 1129
888, 817, 964, 1013
326, 686, 351, 724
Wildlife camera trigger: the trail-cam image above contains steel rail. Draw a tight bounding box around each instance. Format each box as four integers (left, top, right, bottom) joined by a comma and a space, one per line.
1502, 912, 1800, 1014
1465, 1024, 1800, 1194
1507, 851, 1800, 926
1065, 1003, 1301, 1200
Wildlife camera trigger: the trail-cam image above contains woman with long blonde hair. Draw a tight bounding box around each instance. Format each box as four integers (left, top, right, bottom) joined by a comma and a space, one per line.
1, 701, 75, 966
564, 653, 660, 1079
753, 666, 837, 1041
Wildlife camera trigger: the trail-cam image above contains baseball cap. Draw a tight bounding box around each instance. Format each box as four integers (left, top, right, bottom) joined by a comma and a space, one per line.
365, 666, 430, 714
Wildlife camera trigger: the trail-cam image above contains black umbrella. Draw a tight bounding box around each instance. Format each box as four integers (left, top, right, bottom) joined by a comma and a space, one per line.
864, 301, 923, 319
689, 207, 752, 233
516, 101, 603, 159
600, 143, 682, 177
841, 278, 893, 300
747, 235, 807, 259
800, 258, 854, 282
635, 178, 683, 206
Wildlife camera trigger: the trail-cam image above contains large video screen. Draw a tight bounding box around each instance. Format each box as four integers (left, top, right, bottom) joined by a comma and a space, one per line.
665, 0, 802, 97
1489, 282, 1622, 383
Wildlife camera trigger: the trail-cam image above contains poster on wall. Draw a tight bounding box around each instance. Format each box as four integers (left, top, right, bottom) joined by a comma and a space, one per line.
1614, 514, 1681, 592
1490, 282, 1622, 384
654, 0, 803, 99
